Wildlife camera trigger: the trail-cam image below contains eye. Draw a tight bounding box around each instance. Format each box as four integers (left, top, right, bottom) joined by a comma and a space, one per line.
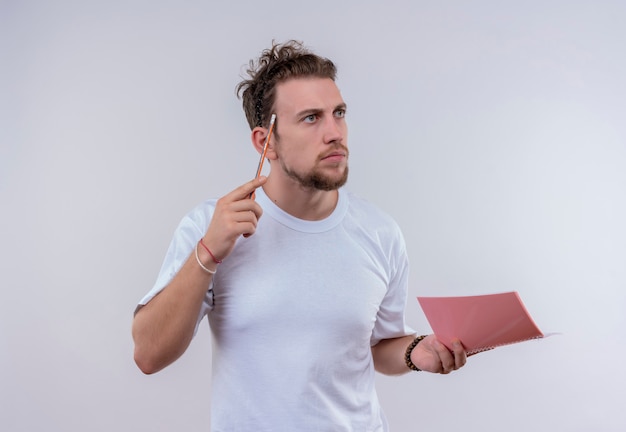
303, 114, 317, 123
334, 109, 346, 118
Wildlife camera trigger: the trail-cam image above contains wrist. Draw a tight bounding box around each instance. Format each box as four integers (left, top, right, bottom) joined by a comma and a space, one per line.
195, 240, 219, 275
199, 238, 223, 264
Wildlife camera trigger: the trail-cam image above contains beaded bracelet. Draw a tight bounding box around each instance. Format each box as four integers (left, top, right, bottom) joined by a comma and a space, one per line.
195, 242, 216, 275
405, 335, 427, 371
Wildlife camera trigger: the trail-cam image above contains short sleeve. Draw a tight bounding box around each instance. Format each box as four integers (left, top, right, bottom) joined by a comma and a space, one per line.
136, 200, 217, 333
370, 226, 415, 345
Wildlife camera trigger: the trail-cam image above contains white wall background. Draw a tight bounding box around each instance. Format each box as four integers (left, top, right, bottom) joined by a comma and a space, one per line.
1, 1, 625, 431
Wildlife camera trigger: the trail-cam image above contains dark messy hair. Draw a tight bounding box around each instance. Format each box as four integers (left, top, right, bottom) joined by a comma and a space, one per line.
236, 40, 337, 130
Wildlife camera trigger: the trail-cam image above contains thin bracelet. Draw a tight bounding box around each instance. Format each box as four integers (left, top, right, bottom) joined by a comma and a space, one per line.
405, 335, 427, 371
199, 238, 222, 264
195, 242, 216, 275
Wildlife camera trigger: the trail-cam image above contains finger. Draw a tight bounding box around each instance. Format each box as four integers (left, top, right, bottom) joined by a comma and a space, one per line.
241, 216, 261, 238
227, 199, 264, 221
230, 208, 262, 228
228, 176, 267, 202
229, 200, 263, 238
450, 338, 467, 369
433, 339, 455, 374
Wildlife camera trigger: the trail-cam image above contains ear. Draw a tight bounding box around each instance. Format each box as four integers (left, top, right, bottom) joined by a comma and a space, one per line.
251, 126, 277, 160
251, 126, 266, 154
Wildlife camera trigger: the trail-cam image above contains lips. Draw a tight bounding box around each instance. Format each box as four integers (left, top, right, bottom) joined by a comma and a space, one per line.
322, 152, 345, 159
320, 149, 348, 161
320, 154, 345, 164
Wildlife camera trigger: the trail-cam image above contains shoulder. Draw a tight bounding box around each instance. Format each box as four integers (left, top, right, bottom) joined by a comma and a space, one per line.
342, 191, 408, 273
343, 190, 405, 246
344, 191, 401, 230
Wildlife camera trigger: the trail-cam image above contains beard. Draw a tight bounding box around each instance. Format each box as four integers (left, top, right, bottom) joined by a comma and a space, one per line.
278, 146, 349, 191
282, 163, 349, 191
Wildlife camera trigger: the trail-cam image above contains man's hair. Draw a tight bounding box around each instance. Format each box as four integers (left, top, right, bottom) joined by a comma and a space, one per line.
236, 40, 337, 130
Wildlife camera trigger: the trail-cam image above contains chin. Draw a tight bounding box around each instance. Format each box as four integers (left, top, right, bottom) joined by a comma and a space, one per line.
312, 169, 349, 191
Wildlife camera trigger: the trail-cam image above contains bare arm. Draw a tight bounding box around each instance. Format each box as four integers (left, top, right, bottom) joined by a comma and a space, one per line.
132, 176, 267, 374
132, 255, 215, 374
371, 334, 467, 375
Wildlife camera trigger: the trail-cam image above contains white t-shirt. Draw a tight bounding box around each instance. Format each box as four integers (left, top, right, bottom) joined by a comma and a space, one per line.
139, 187, 414, 431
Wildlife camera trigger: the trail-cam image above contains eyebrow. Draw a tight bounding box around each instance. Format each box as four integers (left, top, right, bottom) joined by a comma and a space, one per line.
295, 103, 347, 119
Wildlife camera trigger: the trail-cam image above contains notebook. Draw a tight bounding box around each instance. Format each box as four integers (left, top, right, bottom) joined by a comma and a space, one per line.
417, 291, 544, 355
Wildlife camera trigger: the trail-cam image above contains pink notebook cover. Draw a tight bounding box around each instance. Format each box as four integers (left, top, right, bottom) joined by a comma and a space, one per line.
417, 291, 544, 355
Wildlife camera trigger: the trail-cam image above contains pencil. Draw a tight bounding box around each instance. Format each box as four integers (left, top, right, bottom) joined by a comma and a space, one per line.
249, 113, 276, 199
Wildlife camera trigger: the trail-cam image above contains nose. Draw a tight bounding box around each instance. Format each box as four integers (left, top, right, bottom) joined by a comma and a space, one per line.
323, 116, 344, 145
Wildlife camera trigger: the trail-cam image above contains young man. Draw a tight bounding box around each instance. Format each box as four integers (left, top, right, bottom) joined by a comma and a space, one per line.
133, 40, 466, 431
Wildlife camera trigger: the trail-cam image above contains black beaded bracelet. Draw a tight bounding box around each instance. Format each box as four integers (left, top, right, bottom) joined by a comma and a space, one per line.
404, 335, 427, 371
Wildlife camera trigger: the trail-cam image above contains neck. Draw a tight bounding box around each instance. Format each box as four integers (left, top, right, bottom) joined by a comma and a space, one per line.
261, 176, 339, 221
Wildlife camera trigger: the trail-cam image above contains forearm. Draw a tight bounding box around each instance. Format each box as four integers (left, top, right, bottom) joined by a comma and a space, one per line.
371, 335, 416, 376
132, 253, 214, 374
